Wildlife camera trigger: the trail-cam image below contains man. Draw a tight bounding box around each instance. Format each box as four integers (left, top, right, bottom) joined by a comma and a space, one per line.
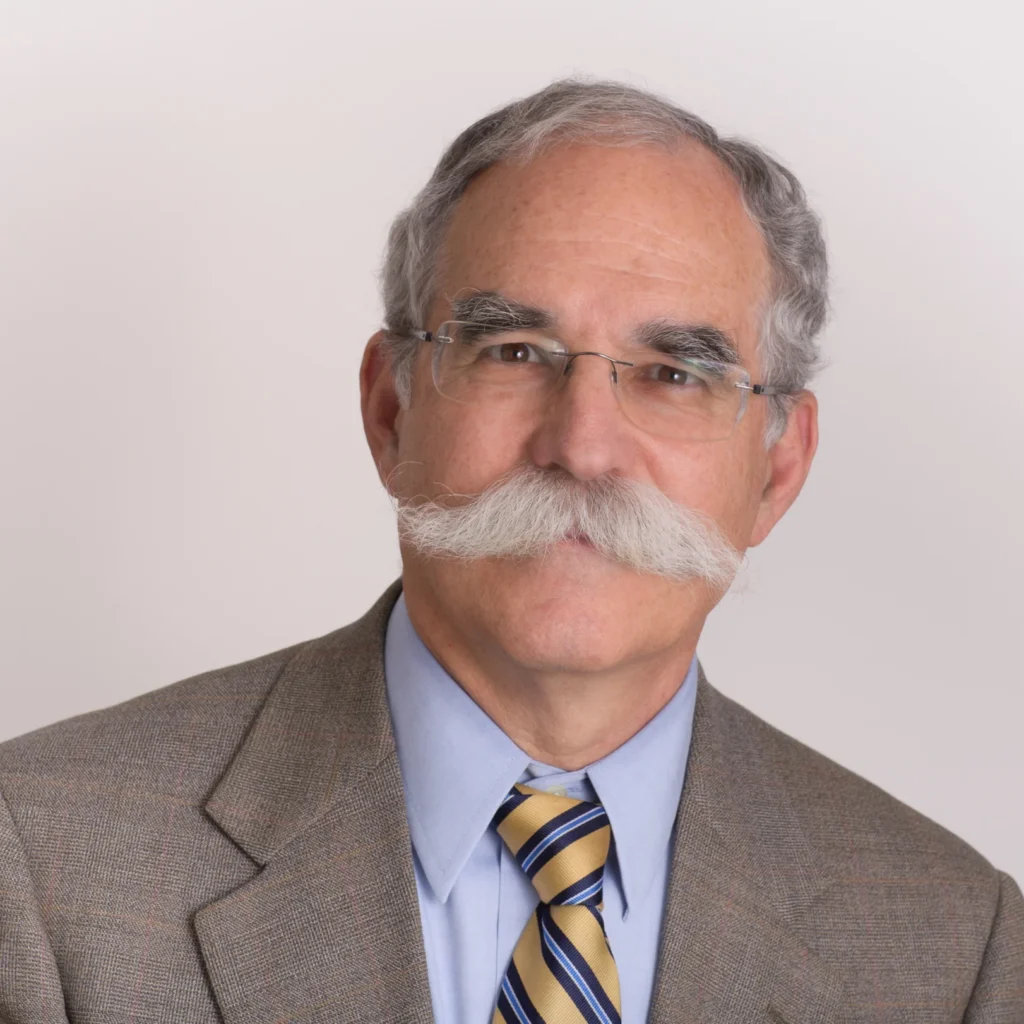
0, 79, 1020, 1024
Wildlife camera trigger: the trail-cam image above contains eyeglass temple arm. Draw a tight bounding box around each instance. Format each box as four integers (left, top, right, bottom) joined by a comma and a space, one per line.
410, 329, 459, 345
737, 382, 786, 396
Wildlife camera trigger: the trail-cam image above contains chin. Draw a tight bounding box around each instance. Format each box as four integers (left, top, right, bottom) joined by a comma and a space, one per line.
458, 549, 687, 673
493, 608, 631, 674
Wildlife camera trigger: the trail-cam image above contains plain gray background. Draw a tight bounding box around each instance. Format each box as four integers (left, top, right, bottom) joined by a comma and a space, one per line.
1, 0, 1021, 886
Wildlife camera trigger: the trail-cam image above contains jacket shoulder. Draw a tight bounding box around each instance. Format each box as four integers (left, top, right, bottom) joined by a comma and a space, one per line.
706, 683, 1001, 885
0, 639, 310, 802
0, 583, 403, 813
699, 683, 1024, 1009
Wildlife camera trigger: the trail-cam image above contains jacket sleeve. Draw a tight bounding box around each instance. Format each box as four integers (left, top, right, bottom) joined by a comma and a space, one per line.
0, 788, 68, 1024
964, 870, 1024, 1023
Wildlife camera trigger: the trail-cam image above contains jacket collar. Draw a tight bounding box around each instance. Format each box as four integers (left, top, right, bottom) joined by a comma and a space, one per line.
196, 581, 435, 1024
648, 669, 850, 1024
202, 582, 404, 867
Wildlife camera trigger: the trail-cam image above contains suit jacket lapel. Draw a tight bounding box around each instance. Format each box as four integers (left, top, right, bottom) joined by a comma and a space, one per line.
195, 582, 434, 1024
649, 670, 850, 1024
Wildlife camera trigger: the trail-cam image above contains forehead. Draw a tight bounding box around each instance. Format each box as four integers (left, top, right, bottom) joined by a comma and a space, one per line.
435, 141, 771, 360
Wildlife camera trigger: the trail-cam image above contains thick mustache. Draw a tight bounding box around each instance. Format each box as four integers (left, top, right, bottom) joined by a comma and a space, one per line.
394, 465, 742, 587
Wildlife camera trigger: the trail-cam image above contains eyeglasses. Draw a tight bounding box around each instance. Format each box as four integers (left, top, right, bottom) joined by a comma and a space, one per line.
409, 320, 786, 442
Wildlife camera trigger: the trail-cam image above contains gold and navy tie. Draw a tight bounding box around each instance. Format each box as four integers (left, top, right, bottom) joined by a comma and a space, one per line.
492, 783, 622, 1024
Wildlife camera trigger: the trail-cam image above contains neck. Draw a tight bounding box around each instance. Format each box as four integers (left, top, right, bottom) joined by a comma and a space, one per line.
402, 580, 701, 771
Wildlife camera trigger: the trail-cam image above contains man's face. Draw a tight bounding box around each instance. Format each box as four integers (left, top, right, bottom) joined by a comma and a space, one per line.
365, 141, 815, 675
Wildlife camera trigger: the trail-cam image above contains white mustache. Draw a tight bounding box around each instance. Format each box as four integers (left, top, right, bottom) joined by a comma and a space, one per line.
394, 465, 742, 587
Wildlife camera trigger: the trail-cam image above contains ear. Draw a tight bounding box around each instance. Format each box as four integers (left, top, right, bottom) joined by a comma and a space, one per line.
748, 390, 818, 547
360, 331, 404, 488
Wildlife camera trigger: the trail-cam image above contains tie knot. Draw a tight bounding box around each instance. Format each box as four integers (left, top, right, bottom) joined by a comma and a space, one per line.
492, 783, 611, 907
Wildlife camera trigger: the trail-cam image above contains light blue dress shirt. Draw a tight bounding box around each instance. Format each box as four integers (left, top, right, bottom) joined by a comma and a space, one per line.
384, 594, 698, 1024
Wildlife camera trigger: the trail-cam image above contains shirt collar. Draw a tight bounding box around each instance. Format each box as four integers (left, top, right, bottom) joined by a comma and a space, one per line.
383, 592, 698, 915
385, 594, 530, 902
583, 655, 697, 915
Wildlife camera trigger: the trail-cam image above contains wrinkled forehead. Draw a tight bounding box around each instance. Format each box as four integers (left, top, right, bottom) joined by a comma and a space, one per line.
434, 141, 772, 365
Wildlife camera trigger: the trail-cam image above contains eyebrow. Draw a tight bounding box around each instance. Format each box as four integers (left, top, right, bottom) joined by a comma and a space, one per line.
448, 290, 741, 366
634, 320, 742, 367
449, 292, 554, 332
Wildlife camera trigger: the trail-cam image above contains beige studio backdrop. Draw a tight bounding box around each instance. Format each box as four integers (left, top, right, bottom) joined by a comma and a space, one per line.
1, 0, 1021, 886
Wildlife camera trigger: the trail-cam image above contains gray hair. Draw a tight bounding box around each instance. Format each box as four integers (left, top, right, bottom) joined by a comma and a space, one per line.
380, 78, 828, 446
396, 463, 742, 587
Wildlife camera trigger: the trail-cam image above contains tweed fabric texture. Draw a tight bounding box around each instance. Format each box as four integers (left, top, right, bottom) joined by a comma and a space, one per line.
0, 580, 1021, 1023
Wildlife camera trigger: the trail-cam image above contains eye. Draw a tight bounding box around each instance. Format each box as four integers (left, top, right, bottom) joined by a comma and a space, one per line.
480, 342, 548, 364
649, 363, 704, 387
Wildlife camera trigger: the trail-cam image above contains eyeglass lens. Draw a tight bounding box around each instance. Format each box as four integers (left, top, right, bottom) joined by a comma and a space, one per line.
431, 322, 748, 442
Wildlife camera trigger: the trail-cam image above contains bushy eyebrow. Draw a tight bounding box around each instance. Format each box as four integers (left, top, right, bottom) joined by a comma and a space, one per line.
634, 320, 741, 366
449, 291, 554, 332
448, 290, 741, 366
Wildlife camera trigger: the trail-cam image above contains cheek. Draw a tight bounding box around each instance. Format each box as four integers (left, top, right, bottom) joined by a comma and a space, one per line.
653, 441, 766, 544
397, 387, 536, 496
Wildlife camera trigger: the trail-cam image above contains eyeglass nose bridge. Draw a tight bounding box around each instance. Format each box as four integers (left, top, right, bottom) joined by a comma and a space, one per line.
560, 350, 636, 385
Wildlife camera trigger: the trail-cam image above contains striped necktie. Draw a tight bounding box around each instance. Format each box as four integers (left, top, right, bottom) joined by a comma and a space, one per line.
491, 782, 622, 1024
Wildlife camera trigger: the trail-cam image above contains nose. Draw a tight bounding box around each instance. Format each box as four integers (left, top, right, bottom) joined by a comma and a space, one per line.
563, 350, 628, 383
525, 352, 640, 482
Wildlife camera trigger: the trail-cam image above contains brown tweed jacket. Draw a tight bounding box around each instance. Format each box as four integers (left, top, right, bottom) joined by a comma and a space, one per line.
0, 582, 1021, 1023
